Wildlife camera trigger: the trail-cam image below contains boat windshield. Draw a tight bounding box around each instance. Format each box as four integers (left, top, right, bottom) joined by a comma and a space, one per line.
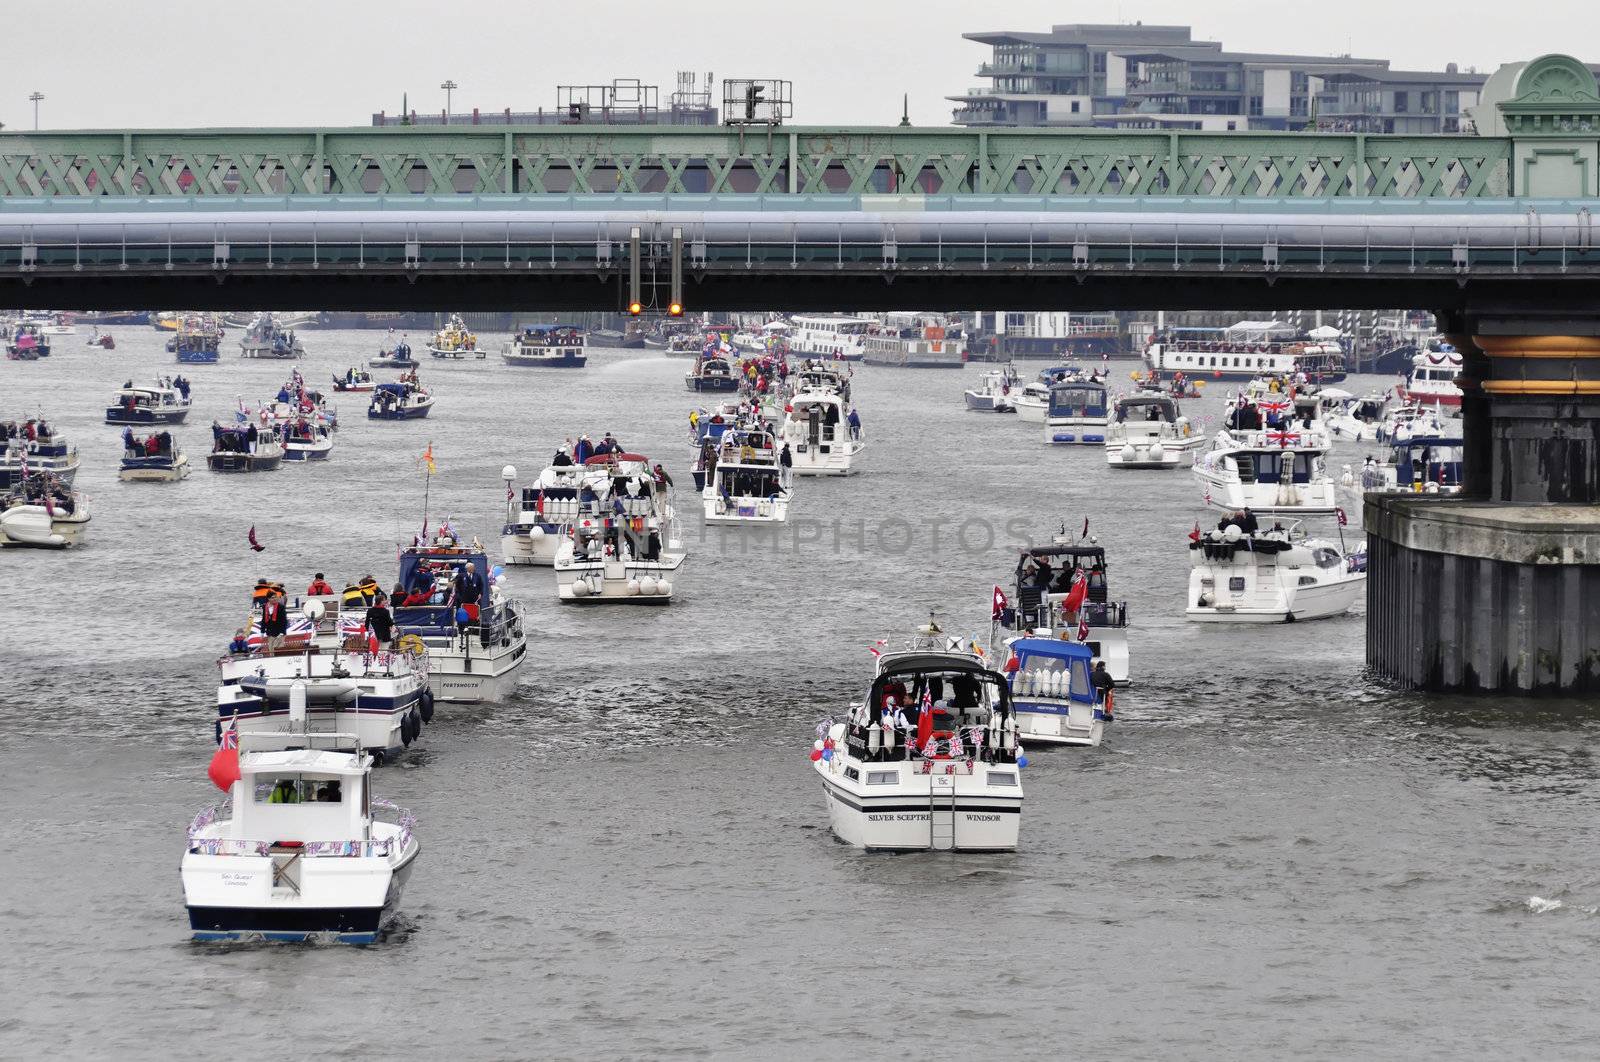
1048, 385, 1106, 417
868, 658, 1009, 724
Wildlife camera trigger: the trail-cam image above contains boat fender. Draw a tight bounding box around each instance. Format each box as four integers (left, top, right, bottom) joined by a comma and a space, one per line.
409, 706, 423, 737
883, 723, 896, 751
400, 712, 414, 746
626, 578, 641, 596
1119, 443, 1136, 462
657, 579, 672, 597
571, 579, 590, 598
1148, 442, 1165, 461
420, 688, 435, 724
640, 576, 658, 596
867, 722, 881, 754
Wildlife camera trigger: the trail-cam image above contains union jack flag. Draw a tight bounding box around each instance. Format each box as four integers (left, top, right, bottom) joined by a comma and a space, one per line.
220, 720, 239, 751
245, 613, 317, 650
948, 729, 964, 757
1266, 429, 1300, 447
1258, 398, 1290, 414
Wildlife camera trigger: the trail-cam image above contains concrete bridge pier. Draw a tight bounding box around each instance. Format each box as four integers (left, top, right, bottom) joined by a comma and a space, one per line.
1366, 316, 1600, 692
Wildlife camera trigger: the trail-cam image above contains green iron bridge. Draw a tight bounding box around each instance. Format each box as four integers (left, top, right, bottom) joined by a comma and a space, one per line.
0, 52, 1595, 312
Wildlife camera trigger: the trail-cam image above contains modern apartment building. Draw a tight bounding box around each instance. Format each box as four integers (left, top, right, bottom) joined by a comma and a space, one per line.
949, 23, 1488, 132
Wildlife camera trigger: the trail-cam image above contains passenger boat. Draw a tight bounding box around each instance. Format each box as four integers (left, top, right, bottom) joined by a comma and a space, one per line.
550, 456, 688, 603
663, 333, 703, 357
0, 423, 79, 489
332, 367, 376, 393
1357, 432, 1463, 494
788, 315, 873, 361
281, 418, 334, 462
368, 377, 434, 420
816, 626, 1023, 852
170, 314, 223, 364
779, 388, 863, 476
427, 314, 484, 359
501, 324, 588, 367
1396, 342, 1463, 407
1104, 392, 1198, 469
1191, 426, 1338, 515
701, 427, 791, 524
370, 337, 417, 368
963, 368, 1019, 412
208, 423, 284, 473
990, 538, 1130, 685
861, 313, 966, 369
685, 352, 740, 392
0, 472, 89, 548
1002, 638, 1108, 747
1187, 522, 1366, 623
1043, 379, 1111, 445
105, 379, 193, 425
1144, 320, 1346, 382
5, 320, 50, 359
239, 313, 305, 359
118, 432, 190, 482
384, 532, 527, 701
181, 730, 420, 944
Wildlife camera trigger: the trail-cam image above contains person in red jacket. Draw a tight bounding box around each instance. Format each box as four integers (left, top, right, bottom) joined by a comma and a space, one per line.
306, 573, 335, 596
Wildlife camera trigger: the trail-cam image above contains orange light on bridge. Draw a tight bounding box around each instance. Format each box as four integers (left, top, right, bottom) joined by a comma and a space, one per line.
628, 301, 643, 315
668, 302, 683, 317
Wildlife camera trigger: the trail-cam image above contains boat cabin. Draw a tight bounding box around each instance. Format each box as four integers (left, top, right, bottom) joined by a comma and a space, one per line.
212, 744, 373, 847
1046, 381, 1108, 419
516, 324, 583, 347
1114, 394, 1179, 424
847, 652, 1016, 764
1001, 544, 1123, 630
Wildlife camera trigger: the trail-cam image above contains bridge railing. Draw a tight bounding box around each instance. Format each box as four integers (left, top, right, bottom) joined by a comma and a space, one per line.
0, 128, 1518, 199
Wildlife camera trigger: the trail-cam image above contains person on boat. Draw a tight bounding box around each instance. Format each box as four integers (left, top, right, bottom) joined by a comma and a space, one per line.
1091, 660, 1115, 711
552, 446, 574, 467
1240, 508, 1260, 535
574, 435, 594, 463
366, 592, 395, 648
652, 463, 673, 490
228, 628, 251, 655
121, 427, 138, 456
260, 594, 289, 655
268, 779, 300, 804
846, 408, 861, 440
454, 563, 483, 623
306, 573, 335, 596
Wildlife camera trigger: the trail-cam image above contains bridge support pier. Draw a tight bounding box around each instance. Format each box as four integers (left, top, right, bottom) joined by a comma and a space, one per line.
1366, 320, 1600, 692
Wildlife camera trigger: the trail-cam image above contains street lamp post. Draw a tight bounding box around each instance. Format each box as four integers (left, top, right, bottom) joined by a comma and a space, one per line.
440, 80, 458, 124
28, 91, 43, 131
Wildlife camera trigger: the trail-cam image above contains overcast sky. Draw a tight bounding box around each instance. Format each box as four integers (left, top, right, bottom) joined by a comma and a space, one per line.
10, 0, 1594, 130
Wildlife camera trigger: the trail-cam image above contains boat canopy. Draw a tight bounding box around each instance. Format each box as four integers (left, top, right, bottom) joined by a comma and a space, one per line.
374, 382, 410, 395
1115, 395, 1178, 421
1007, 638, 1095, 703
1047, 381, 1108, 417
865, 654, 1011, 724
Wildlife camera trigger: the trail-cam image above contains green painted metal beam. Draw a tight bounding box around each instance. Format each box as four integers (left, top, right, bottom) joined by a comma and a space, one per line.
0, 125, 1521, 200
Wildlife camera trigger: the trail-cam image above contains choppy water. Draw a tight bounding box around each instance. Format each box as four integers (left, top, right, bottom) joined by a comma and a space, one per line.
3, 328, 1598, 1060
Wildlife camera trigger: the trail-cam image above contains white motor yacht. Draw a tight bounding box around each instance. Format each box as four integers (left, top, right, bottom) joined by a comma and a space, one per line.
1105, 392, 1199, 469
105, 380, 192, 425
548, 455, 688, 603
181, 729, 419, 943
702, 427, 791, 524
0, 473, 89, 548
779, 389, 863, 476
1002, 637, 1108, 747
0, 424, 79, 489
816, 629, 1024, 852
1186, 523, 1366, 622
990, 538, 1130, 685
1043, 378, 1112, 445
1191, 427, 1338, 515
963, 368, 1018, 412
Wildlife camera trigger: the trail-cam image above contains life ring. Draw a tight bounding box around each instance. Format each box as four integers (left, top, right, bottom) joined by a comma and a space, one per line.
396, 634, 426, 656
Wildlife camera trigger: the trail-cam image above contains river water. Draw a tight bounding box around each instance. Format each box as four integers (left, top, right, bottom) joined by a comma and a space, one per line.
2, 327, 1597, 1060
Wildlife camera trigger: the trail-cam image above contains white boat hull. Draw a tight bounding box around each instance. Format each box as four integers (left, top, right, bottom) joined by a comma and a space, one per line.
556, 556, 685, 603
119, 454, 191, 482
1044, 417, 1111, 445
790, 439, 861, 476
1014, 702, 1105, 747
0, 504, 88, 548
500, 528, 562, 567
1187, 571, 1366, 622
702, 493, 790, 524
424, 643, 526, 702
816, 762, 1022, 853
1014, 397, 1047, 422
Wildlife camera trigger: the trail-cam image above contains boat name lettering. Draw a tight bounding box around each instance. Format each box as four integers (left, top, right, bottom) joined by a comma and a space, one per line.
867, 813, 930, 822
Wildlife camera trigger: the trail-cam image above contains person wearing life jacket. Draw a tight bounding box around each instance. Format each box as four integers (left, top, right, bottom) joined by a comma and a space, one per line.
252, 578, 275, 605
306, 573, 334, 596
341, 582, 368, 609
260, 594, 289, 655
357, 574, 381, 604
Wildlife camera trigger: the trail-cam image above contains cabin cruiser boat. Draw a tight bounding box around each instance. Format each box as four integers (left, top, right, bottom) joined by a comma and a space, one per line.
702, 428, 791, 524
0, 424, 80, 489
816, 628, 1023, 852
1377, 403, 1457, 444
1324, 390, 1389, 441
964, 368, 1018, 412
170, 314, 223, 363
788, 314, 871, 361
428, 314, 484, 359
181, 730, 419, 943
105, 379, 192, 425
588, 325, 646, 349
990, 539, 1130, 685
239, 313, 305, 359
501, 324, 587, 367
549, 456, 687, 603
370, 338, 417, 368
217, 636, 431, 760
664, 333, 703, 357
1191, 427, 1337, 516
368, 377, 434, 420
119, 432, 190, 482
382, 534, 527, 701
1013, 365, 1089, 422
281, 418, 334, 462
208, 423, 284, 473
1105, 392, 1197, 469
332, 367, 376, 393
1187, 522, 1366, 623
1397, 342, 1463, 407
1044, 379, 1111, 445
501, 459, 587, 567
5, 321, 50, 359
686, 353, 739, 392
780, 389, 863, 476
1144, 320, 1346, 382
1357, 432, 1463, 494
1003, 638, 1108, 748
0, 472, 89, 548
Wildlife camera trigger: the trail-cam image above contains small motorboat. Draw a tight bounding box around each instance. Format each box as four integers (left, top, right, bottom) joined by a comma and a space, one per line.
368, 377, 434, 420
701, 427, 791, 524
0, 473, 89, 548
1001, 638, 1109, 747
86, 330, 115, 350
815, 624, 1024, 852
963, 368, 1019, 412
779, 389, 863, 477
207, 423, 284, 473
1013, 365, 1087, 422
118, 432, 190, 482
1191, 426, 1338, 516
991, 535, 1131, 685
281, 419, 334, 462
171, 314, 223, 363
239, 313, 305, 359
105, 379, 193, 425
370, 339, 417, 368
1043, 378, 1111, 445
1186, 522, 1366, 623
332, 367, 376, 393
685, 352, 740, 392
181, 729, 420, 943
1356, 432, 1464, 495
547, 454, 688, 603
1104, 392, 1199, 469
0, 423, 80, 490
5, 321, 49, 359
428, 314, 485, 359
501, 324, 588, 367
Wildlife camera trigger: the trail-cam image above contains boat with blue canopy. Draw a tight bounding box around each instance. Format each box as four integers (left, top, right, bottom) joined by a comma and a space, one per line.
1002, 638, 1107, 748
368, 376, 434, 420
1043, 379, 1110, 445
